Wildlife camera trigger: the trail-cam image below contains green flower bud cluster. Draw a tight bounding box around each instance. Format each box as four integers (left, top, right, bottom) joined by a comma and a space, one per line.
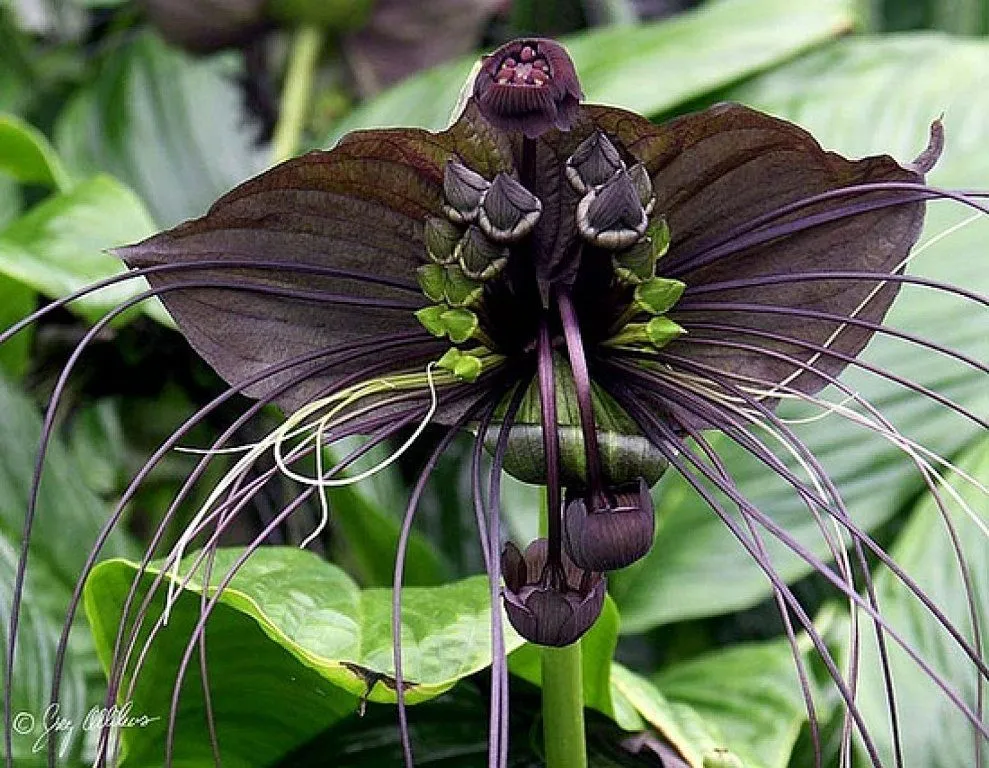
418, 158, 543, 380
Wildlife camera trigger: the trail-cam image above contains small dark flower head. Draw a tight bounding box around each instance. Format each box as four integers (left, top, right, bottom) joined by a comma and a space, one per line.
563, 478, 655, 571
473, 38, 583, 138
501, 539, 605, 647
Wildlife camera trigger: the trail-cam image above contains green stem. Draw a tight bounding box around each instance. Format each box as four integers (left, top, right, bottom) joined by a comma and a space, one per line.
538, 489, 587, 768
542, 643, 587, 768
272, 25, 323, 163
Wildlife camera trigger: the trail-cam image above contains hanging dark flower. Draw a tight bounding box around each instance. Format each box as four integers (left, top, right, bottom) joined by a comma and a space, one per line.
7, 35, 989, 768
501, 539, 605, 647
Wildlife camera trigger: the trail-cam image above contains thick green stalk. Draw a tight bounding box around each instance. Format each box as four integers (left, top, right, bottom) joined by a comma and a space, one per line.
272, 25, 323, 163
538, 489, 587, 768
542, 643, 587, 768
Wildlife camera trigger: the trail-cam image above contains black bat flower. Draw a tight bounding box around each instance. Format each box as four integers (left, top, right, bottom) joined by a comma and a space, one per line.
4, 36, 988, 768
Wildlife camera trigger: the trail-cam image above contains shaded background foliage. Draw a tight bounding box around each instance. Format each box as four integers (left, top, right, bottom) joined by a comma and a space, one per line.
0, 0, 987, 765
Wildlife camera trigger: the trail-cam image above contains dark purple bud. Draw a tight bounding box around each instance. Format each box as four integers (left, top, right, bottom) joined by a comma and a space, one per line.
477, 173, 542, 243
627, 163, 655, 215
565, 131, 624, 193
501, 539, 605, 647
577, 170, 649, 249
425, 216, 462, 265
144, 0, 268, 54
563, 478, 655, 571
472, 38, 583, 138
443, 159, 490, 223
456, 226, 509, 280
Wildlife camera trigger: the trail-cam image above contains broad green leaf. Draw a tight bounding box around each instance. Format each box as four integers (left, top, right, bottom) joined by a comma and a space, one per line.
276, 682, 667, 767
0, 277, 34, 378
0, 376, 135, 763
326, 0, 855, 140
610, 663, 723, 768
656, 639, 814, 768
0, 537, 87, 765
55, 33, 269, 228
0, 376, 133, 585
83, 547, 526, 764
84, 553, 356, 768
0, 113, 70, 190
612, 34, 989, 630
0, 174, 168, 324
509, 593, 621, 719
852, 436, 989, 766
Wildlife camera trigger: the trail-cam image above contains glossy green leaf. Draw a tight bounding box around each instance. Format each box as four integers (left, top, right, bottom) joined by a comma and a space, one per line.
509, 593, 621, 719
83, 546, 526, 763
610, 663, 723, 768
851, 436, 989, 766
656, 639, 814, 768
0, 376, 135, 763
326, 0, 855, 141
612, 35, 989, 630
0, 112, 70, 190
0, 537, 87, 765
0, 277, 34, 378
0, 376, 133, 584
0, 174, 168, 325
84, 554, 357, 768
55, 33, 270, 228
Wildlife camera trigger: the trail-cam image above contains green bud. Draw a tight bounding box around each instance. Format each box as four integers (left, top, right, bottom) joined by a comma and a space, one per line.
647, 217, 671, 261
440, 307, 479, 343
612, 238, 655, 285
634, 277, 686, 315
606, 317, 685, 349
437, 347, 483, 382
703, 748, 744, 768
443, 264, 484, 308
415, 305, 448, 337
645, 316, 686, 347
416, 264, 447, 302
425, 217, 462, 265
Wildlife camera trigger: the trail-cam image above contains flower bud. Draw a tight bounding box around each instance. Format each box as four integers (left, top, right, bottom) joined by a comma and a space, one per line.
443, 160, 489, 223
477, 173, 542, 243
501, 539, 605, 647
577, 170, 649, 250
563, 478, 655, 571
473, 38, 583, 138
612, 237, 656, 285
566, 131, 624, 194
627, 163, 655, 215
456, 226, 509, 280
425, 216, 462, 265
